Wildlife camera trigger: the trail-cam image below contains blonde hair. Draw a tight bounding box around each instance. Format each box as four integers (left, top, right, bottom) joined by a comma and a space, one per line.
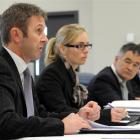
44, 24, 86, 66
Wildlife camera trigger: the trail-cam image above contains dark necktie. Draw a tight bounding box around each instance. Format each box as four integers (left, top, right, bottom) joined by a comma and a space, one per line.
120, 81, 128, 100
23, 68, 34, 117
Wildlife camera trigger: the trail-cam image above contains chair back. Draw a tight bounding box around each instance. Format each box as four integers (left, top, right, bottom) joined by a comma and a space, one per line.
77, 72, 94, 87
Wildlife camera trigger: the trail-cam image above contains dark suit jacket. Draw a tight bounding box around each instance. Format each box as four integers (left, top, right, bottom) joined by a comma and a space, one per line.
130, 74, 140, 97
87, 66, 135, 108
0, 48, 66, 139
36, 57, 112, 125
36, 57, 78, 113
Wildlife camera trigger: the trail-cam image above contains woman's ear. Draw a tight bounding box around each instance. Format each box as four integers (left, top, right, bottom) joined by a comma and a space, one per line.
59, 44, 66, 56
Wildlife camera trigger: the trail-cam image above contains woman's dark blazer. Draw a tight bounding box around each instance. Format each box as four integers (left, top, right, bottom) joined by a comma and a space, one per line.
0, 48, 66, 139
36, 58, 112, 124
36, 57, 78, 113
87, 66, 135, 108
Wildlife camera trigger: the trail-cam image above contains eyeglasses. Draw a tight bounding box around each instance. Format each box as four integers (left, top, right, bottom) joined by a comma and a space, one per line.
64, 43, 92, 50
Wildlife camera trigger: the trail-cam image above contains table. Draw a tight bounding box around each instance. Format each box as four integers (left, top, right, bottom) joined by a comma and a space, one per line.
19, 134, 140, 140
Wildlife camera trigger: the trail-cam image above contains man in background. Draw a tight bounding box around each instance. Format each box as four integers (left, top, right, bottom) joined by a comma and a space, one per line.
87, 43, 140, 108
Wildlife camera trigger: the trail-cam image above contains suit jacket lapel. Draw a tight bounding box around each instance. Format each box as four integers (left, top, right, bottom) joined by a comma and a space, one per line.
0, 48, 24, 92
127, 81, 135, 99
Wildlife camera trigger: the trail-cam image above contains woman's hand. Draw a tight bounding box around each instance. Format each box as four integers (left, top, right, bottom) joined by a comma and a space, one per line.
78, 101, 101, 121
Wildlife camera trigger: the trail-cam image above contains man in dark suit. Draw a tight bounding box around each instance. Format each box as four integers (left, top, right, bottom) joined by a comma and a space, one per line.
0, 3, 96, 139
87, 43, 140, 108
130, 71, 140, 99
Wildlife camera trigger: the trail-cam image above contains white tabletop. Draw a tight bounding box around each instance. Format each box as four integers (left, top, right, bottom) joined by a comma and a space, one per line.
19, 134, 140, 140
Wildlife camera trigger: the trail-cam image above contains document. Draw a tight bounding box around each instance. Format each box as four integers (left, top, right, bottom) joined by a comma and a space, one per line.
105, 100, 140, 110
104, 100, 140, 115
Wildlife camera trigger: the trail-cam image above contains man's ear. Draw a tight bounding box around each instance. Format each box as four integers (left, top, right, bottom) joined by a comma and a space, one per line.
10, 27, 23, 43
115, 55, 119, 61
114, 55, 120, 64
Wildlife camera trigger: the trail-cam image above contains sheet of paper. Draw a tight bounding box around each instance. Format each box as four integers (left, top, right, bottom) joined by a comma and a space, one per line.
110, 100, 140, 109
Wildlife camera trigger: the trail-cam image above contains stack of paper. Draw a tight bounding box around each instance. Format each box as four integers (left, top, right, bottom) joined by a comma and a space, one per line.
88, 121, 140, 131
105, 100, 140, 112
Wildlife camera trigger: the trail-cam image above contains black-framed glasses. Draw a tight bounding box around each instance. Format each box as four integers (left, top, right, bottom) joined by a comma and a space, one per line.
64, 43, 92, 50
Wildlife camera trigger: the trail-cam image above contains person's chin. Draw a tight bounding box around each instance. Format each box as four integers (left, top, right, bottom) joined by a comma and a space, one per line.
34, 54, 41, 60
124, 76, 132, 81
80, 61, 86, 65
83, 59, 87, 63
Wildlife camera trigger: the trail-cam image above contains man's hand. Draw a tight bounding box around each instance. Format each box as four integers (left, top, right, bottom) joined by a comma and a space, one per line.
111, 108, 128, 122
62, 113, 91, 134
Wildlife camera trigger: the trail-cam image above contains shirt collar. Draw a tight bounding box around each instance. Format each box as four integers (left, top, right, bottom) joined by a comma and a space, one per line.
4, 47, 27, 74
111, 64, 126, 84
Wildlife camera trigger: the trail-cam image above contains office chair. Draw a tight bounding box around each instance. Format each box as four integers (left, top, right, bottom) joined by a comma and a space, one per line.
77, 72, 94, 87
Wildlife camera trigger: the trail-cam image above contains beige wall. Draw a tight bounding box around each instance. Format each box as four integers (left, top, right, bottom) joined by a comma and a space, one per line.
1, 0, 140, 74
91, 0, 140, 74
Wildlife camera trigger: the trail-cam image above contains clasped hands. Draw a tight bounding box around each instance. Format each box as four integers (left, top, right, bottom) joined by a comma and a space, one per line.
78, 101, 101, 121
62, 101, 101, 134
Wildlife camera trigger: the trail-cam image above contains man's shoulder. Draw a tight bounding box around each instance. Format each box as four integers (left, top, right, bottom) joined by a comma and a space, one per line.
0, 53, 8, 67
93, 66, 118, 85
97, 66, 113, 77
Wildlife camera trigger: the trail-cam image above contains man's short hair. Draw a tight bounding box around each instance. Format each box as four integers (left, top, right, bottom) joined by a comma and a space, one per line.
0, 3, 47, 45
118, 42, 140, 56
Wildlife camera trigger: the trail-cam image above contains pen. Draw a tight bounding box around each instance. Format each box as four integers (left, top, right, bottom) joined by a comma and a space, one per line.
107, 103, 130, 119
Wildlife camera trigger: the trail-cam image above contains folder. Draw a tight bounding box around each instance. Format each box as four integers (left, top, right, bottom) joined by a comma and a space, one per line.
80, 121, 140, 134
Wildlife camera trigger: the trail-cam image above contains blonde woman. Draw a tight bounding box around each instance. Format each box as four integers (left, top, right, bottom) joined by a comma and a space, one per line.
36, 24, 127, 124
